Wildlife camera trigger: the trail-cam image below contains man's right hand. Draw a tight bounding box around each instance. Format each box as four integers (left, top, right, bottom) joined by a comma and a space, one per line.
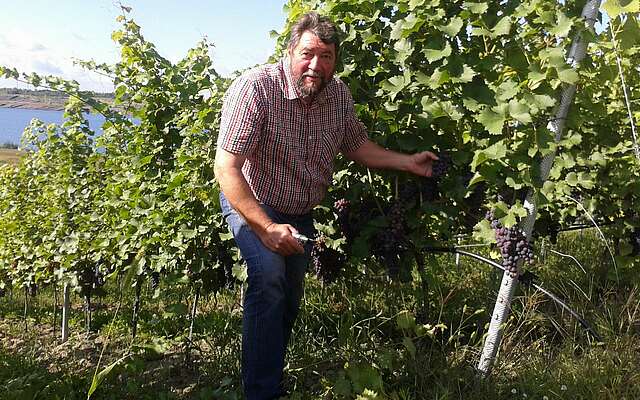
260, 223, 305, 256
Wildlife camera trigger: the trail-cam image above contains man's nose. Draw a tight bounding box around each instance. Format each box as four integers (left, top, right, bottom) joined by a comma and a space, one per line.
308, 55, 320, 70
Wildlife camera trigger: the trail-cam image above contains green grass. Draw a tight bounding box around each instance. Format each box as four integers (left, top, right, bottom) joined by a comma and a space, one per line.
1, 229, 639, 399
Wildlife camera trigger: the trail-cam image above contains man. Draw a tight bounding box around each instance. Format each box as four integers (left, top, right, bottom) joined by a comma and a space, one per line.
214, 12, 438, 400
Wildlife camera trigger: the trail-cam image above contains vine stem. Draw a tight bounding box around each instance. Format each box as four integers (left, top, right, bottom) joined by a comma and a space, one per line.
23, 286, 28, 333
53, 281, 58, 342
548, 249, 587, 273
609, 21, 640, 162
566, 195, 618, 280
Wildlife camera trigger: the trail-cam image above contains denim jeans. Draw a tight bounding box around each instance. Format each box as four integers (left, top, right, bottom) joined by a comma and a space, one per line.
220, 192, 314, 400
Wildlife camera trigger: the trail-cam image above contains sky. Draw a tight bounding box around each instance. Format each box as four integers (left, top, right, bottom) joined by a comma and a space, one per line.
0, 0, 288, 92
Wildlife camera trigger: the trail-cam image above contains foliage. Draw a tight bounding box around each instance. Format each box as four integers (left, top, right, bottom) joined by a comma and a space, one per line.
0, 2, 639, 397
0, 11, 236, 307
267, 0, 640, 279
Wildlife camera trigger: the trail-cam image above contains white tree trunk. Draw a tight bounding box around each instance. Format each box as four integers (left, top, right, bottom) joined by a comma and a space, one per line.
62, 283, 71, 343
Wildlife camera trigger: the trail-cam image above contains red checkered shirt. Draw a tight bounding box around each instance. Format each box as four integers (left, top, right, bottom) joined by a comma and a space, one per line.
217, 57, 368, 215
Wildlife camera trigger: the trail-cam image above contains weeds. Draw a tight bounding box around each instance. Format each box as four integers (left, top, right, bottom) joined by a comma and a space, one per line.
0, 229, 639, 399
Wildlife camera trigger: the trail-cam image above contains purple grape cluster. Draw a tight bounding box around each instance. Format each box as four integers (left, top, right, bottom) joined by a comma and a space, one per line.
374, 198, 410, 280
334, 198, 352, 243
420, 178, 440, 202
150, 271, 160, 290
486, 211, 534, 278
311, 236, 345, 284
431, 151, 452, 179
630, 228, 640, 257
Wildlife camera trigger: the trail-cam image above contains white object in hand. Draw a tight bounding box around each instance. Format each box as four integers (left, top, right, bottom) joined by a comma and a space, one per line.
292, 232, 312, 243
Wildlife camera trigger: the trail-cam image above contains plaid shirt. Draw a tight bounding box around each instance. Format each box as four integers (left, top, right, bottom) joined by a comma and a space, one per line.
217, 57, 368, 215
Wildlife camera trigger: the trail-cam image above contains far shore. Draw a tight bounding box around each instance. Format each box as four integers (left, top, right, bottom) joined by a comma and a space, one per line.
0, 89, 114, 112
0, 148, 22, 165
0, 100, 65, 111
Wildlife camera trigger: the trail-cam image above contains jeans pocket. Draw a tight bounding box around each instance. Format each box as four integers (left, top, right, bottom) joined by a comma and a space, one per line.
220, 192, 251, 240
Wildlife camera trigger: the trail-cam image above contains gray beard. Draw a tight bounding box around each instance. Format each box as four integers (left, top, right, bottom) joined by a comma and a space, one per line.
296, 73, 328, 100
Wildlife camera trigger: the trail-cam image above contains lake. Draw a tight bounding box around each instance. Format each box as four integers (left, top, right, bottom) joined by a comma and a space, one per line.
0, 107, 106, 146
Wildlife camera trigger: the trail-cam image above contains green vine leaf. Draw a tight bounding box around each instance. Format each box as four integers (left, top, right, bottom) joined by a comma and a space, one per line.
475, 107, 506, 134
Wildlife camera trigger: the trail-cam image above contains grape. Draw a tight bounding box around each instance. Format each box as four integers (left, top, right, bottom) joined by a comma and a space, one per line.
420, 178, 439, 202
371, 199, 411, 280
630, 228, 640, 257
150, 271, 160, 290
486, 211, 534, 278
311, 236, 345, 284
334, 198, 352, 243
398, 184, 418, 204
351, 199, 377, 236
432, 151, 452, 178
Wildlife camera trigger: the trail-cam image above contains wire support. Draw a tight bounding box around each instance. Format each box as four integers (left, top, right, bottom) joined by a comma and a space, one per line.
422, 246, 602, 342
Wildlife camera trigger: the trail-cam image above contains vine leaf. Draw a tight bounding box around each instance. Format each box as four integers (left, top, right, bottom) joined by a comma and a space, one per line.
437, 17, 464, 36
471, 140, 507, 168
463, 1, 489, 14
602, 0, 640, 19
508, 100, 532, 124
475, 107, 506, 134
423, 41, 452, 63
549, 11, 574, 38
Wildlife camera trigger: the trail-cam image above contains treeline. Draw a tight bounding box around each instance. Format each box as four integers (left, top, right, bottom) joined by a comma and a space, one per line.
0, 142, 18, 149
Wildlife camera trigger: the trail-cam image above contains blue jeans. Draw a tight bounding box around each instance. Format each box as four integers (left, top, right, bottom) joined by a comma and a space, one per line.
220, 193, 314, 400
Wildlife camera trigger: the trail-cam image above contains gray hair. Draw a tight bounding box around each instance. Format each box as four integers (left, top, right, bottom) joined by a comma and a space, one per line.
287, 12, 341, 56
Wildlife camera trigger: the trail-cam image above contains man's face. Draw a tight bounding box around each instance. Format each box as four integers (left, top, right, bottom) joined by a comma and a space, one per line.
289, 31, 336, 100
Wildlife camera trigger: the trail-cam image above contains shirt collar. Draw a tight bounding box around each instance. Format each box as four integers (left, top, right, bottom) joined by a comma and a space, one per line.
281, 57, 299, 100
280, 56, 334, 106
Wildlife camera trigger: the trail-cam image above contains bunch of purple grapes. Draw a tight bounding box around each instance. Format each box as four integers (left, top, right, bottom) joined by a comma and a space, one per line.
311, 236, 345, 284
28, 283, 38, 297
334, 198, 352, 243
374, 198, 411, 280
486, 211, 534, 278
420, 177, 440, 202
150, 271, 160, 290
79, 267, 99, 296
431, 151, 452, 179
630, 228, 640, 257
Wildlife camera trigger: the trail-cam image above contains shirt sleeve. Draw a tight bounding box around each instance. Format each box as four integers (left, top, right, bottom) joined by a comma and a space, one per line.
339, 84, 368, 154
217, 73, 265, 155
